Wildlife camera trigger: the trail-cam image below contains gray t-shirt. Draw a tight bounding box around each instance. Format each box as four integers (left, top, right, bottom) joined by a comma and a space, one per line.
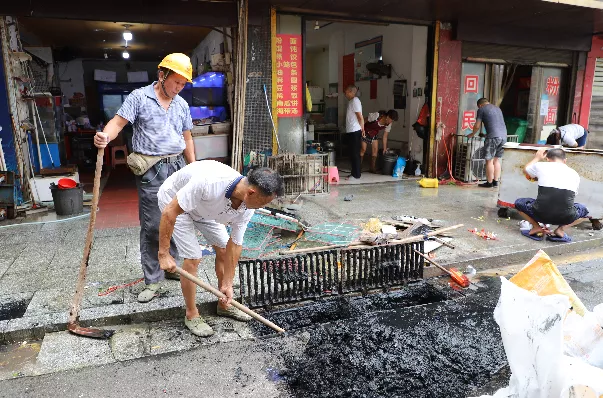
476, 104, 507, 139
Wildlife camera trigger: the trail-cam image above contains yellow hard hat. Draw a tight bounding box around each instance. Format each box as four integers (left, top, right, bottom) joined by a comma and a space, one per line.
158, 53, 193, 82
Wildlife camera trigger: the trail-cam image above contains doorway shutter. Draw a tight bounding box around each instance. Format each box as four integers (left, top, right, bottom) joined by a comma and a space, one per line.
462, 42, 574, 66
588, 59, 603, 149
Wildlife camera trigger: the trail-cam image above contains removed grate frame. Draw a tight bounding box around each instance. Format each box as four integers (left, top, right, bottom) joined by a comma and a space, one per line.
238, 242, 424, 309
340, 241, 424, 295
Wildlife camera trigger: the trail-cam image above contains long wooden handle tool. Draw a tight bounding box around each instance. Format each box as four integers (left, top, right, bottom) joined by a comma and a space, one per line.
68, 147, 114, 339
175, 268, 285, 334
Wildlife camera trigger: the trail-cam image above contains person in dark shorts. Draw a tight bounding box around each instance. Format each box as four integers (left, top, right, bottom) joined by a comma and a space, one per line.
361, 109, 398, 173
545, 124, 589, 149
515, 148, 589, 243
468, 98, 507, 188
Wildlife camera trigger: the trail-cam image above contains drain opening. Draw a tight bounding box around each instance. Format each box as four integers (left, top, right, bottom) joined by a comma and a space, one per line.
0, 296, 32, 321
249, 281, 456, 336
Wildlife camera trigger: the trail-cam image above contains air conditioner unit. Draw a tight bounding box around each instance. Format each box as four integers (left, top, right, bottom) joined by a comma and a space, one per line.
454, 136, 486, 183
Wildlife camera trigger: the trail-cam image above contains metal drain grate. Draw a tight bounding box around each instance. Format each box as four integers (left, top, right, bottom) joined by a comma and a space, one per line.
238, 242, 424, 309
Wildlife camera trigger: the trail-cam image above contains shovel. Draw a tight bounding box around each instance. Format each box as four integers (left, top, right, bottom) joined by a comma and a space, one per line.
67, 147, 114, 339
175, 268, 285, 334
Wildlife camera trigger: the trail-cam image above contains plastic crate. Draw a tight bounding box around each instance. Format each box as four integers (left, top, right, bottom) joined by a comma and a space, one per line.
211, 122, 232, 135
268, 153, 329, 196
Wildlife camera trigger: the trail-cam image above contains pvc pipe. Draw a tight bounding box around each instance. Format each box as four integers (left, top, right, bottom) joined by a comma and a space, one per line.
30, 101, 43, 172
0, 138, 6, 171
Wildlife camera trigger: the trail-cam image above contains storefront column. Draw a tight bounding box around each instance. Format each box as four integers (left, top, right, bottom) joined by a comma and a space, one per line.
232, 0, 248, 172
432, 23, 462, 178
577, 36, 603, 128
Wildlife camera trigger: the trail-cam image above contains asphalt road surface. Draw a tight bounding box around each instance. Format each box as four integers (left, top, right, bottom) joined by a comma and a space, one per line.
1, 250, 602, 398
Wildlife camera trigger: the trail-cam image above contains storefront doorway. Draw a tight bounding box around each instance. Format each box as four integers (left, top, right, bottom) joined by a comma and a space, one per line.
454, 53, 571, 182
14, 17, 235, 227
282, 16, 430, 184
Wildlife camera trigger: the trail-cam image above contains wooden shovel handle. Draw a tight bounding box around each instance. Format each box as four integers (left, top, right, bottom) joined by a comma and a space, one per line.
175, 268, 286, 334
68, 147, 104, 325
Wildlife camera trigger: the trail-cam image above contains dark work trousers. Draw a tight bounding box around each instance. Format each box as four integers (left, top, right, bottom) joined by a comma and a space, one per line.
135, 155, 186, 285
348, 130, 362, 178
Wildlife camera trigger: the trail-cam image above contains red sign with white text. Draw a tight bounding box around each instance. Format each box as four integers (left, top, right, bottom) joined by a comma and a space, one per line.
276, 34, 302, 117
464, 75, 479, 94
462, 110, 477, 131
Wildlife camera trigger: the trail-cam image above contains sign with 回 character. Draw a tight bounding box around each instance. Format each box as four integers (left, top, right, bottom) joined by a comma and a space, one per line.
276, 34, 302, 118
464, 75, 479, 94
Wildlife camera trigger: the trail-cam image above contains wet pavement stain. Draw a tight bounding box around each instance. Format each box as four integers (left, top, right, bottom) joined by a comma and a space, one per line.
255, 277, 508, 398
0, 341, 41, 378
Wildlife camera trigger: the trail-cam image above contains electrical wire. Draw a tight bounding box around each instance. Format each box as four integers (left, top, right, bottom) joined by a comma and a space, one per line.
439, 133, 472, 186
0, 212, 91, 229
391, 65, 405, 80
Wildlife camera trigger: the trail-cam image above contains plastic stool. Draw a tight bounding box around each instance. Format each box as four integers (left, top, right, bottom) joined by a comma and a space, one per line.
111, 145, 129, 169
324, 166, 339, 184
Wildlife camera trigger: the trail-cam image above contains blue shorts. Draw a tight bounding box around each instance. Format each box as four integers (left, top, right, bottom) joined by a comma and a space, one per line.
576, 133, 587, 147
514, 198, 589, 225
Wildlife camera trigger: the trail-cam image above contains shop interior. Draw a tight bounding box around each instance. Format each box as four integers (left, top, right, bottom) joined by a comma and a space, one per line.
15, 18, 233, 227
303, 19, 428, 184
495, 64, 566, 145
499, 65, 532, 144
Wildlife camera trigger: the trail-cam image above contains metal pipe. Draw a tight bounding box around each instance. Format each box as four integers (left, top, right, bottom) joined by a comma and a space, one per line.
281, 224, 464, 254
263, 84, 282, 152
30, 100, 43, 172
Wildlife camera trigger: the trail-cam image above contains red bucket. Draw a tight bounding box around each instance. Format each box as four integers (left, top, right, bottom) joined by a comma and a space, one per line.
57, 178, 77, 189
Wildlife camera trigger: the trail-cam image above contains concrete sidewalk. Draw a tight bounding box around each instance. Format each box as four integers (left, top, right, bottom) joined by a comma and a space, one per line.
0, 179, 601, 343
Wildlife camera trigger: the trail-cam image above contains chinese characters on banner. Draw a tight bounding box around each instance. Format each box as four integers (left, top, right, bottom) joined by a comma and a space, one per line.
546, 77, 560, 96
276, 34, 302, 118
458, 62, 485, 135
464, 75, 479, 94
462, 110, 477, 131
543, 75, 560, 125
545, 107, 558, 125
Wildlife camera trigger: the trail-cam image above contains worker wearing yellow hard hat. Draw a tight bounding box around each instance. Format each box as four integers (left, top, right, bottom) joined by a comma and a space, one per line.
157, 52, 193, 98
94, 53, 196, 303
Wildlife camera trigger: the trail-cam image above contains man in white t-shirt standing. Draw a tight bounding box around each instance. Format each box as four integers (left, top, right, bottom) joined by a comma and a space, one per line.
546, 124, 589, 149
344, 85, 364, 179
514, 148, 589, 243
157, 161, 284, 336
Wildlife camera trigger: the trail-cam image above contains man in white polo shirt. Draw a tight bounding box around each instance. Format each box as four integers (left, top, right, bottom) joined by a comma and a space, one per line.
344, 85, 364, 179
157, 161, 284, 336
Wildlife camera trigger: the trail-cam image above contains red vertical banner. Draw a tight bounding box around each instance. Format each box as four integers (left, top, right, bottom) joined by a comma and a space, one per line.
342, 54, 355, 93
370, 79, 377, 99
276, 34, 302, 118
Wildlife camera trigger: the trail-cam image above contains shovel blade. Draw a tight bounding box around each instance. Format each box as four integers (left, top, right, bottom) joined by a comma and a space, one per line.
68, 323, 115, 339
